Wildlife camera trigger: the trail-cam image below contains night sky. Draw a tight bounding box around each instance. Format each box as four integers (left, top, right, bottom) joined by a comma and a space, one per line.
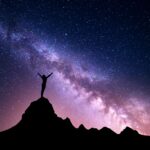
0, 0, 150, 135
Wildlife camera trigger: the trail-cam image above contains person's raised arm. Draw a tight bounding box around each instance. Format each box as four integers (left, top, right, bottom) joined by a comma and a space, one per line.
47, 72, 53, 78
38, 72, 42, 78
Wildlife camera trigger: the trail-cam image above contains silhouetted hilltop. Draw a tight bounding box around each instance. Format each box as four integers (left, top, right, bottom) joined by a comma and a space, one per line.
18, 98, 57, 129
0, 97, 150, 148
120, 127, 140, 137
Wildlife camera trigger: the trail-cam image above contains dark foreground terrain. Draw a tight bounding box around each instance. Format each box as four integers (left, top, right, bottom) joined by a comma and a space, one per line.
0, 97, 150, 148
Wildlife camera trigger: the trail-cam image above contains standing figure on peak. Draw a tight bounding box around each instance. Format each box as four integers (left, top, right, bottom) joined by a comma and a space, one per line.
38, 72, 53, 97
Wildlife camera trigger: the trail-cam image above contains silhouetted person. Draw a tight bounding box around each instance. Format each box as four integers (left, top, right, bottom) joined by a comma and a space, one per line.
38, 73, 53, 97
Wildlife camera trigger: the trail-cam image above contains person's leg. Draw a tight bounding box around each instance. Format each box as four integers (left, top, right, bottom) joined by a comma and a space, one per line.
41, 84, 46, 97
41, 84, 44, 97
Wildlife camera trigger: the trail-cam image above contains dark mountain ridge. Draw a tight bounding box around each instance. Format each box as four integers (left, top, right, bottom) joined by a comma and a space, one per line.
0, 97, 150, 148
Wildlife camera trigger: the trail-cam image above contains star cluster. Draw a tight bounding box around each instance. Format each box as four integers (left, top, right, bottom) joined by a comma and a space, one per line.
0, 0, 150, 135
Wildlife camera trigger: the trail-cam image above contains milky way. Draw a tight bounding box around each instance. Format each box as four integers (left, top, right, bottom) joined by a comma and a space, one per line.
0, 0, 150, 135
0, 22, 150, 135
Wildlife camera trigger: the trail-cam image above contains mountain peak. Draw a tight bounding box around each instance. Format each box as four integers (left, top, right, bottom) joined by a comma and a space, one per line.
120, 127, 139, 136
19, 97, 57, 129
78, 124, 86, 130
23, 97, 55, 117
